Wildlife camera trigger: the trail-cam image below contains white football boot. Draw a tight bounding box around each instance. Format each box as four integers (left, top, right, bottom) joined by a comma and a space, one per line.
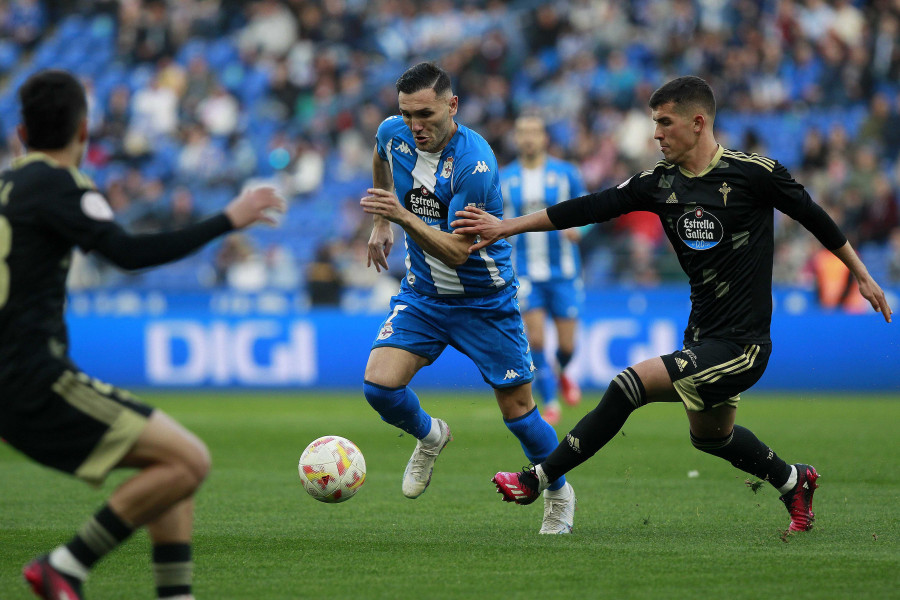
401, 419, 452, 498
539, 482, 576, 534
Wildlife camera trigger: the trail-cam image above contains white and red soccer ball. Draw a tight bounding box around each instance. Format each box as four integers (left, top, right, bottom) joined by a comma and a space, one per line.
298, 436, 366, 503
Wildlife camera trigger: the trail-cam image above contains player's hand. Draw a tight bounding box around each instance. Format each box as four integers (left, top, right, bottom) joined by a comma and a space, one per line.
367, 218, 394, 272
224, 186, 286, 229
451, 206, 505, 253
360, 188, 409, 226
563, 228, 581, 243
858, 274, 893, 323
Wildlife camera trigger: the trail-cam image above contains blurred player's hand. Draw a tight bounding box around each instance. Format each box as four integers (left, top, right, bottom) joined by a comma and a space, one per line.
225, 186, 286, 229
857, 274, 893, 323
451, 206, 505, 253
367, 215, 394, 272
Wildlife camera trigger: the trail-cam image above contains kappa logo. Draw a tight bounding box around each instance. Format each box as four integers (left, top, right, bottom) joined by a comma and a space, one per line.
503, 369, 519, 380
675, 357, 688, 372
565, 433, 582, 453
396, 141, 412, 155
666, 192, 678, 204
471, 160, 490, 174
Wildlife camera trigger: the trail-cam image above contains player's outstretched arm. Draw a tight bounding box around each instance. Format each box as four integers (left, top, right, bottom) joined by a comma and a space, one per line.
94, 186, 285, 271
832, 241, 893, 323
451, 206, 556, 253
223, 186, 286, 229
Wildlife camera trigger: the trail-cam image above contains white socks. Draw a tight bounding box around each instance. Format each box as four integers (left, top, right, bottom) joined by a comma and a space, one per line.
778, 465, 798, 495
420, 418, 442, 446
49, 546, 88, 581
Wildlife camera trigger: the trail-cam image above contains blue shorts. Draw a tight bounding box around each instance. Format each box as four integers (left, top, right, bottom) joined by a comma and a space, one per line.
518, 277, 583, 319
372, 282, 534, 388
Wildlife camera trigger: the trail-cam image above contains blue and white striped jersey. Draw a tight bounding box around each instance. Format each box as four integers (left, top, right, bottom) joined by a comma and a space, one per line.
375, 115, 515, 297
500, 157, 587, 282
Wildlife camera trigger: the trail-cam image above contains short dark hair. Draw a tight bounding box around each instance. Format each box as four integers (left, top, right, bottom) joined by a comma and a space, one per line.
649, 76, 716, 119
18, 69, 87, 150
396, 62, 452, 96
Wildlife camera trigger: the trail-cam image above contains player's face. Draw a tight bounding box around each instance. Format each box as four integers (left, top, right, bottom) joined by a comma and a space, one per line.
651, 102, 700, 166
398, 88, 459, 153
514, 117, 548, 160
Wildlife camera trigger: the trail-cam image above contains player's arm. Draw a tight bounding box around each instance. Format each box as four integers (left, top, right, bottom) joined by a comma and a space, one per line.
90, 187, 284, 270
831, 242, 892, 322
453, 183, 638, 253
361, 186, 472, 267
367, 148, 395, 273
767, 164, 892, 322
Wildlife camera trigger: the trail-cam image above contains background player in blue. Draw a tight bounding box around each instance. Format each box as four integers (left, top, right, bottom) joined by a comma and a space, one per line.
453, 76, 892, 534
501, 114, 588, 425
359, 62, 576, 534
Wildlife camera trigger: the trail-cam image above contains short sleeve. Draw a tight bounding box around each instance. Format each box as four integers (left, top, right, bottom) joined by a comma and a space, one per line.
375, 116, 403, 161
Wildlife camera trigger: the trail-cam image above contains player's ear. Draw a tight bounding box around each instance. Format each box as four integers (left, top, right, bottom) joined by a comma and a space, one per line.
448, 95, 459, 117
77, 117, 88, 143
693, 114, 705, 134
16, 124, 28, 149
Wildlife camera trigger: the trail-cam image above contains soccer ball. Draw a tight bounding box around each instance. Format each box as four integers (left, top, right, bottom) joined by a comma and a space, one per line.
298, 436, 366, 503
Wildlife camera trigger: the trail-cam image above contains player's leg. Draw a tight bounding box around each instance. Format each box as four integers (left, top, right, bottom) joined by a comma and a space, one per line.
364, 346, 450, 499
553, 316, 581, 406
674, 342, 818, 531
145, 500, 195, 600
37, 410, 210, 600
492, 356, 674, 503
495, 382, 576, 533
13, 371, 208, 600
523, 307, 561, 424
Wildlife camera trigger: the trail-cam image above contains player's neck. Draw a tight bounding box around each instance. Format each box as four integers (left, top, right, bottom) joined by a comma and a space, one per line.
678, 140, 719, 177
29, 146, 81, 169
520, 153, 546, 170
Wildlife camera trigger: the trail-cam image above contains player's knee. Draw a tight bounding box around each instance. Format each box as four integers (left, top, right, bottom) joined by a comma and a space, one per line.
363, 380, 404, 412
610, 367, 647, 410
172, 437, 211, 493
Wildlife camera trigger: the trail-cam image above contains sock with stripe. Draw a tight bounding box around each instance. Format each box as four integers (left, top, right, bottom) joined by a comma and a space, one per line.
690, 425, 792, 489
50, 504, 135, 581
153, 543, 193, 599
541, 368, 646, 482
504, 406, 566, 491
530, 348, 558, 407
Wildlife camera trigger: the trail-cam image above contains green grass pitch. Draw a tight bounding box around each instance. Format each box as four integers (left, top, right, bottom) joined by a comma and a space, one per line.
2, 391, 898, 599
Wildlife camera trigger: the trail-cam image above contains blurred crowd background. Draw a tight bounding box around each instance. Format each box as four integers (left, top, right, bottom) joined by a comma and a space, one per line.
1, 0, 898, 312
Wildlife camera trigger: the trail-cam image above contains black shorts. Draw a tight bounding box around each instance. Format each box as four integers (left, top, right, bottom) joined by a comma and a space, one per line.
660, 340, 771, 412
0, 369, 153, 485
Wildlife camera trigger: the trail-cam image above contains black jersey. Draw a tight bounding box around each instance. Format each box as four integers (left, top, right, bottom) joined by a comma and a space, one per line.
0, 154, 118, 389
0, 153, 233, 392
547, 146, 846, 345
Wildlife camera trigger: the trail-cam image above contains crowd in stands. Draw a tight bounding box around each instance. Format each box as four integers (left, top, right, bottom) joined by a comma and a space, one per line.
1, 0, 898, 310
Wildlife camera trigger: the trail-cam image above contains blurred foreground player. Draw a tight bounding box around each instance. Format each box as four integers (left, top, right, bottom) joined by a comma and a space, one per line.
453, 76, 892, 533
0, 70, 284, 599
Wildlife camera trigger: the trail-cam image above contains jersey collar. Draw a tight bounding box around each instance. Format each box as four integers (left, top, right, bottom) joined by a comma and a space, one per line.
678, 145, 724, 179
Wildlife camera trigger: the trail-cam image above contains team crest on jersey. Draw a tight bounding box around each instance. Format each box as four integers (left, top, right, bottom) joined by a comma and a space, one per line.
377, 322, 394, 340
440, 157, 453, 178
404, 186, 447, 223
677, 206, 723, 250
